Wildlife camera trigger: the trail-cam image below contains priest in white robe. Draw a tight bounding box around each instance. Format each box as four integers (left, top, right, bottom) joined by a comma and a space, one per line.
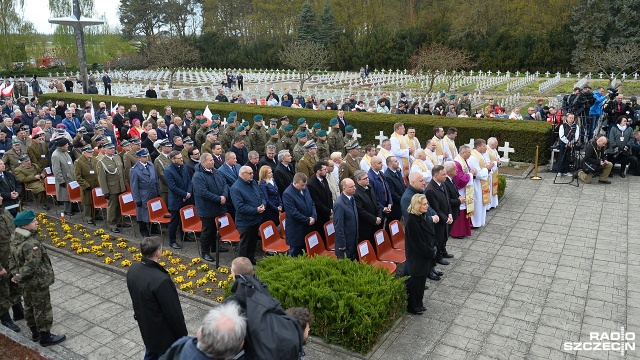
467, 139, 494, 228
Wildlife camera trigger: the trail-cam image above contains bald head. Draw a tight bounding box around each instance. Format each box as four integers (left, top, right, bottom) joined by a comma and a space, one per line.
370, 156, 383, 171
409, 172, 425, 190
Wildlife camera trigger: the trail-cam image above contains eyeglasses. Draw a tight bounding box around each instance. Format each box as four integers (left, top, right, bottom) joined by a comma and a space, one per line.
359, 177, 369, 181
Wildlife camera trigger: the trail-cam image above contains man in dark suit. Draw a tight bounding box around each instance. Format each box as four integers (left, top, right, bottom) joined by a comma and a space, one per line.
333, 178, 358, 260
425, 165, 454, 265
218, 152, 241, 220
282, 173, 317, 257
211, 142, 225, 169
274, 150, 295, 196
229, 136, 248, 166
307, 161, 333, 242
367, 156, 392, 229
443, 161, 464, 237
353, 170, 382, 247
336, 109, 349, 136
383, 156, 406, 230
258, 145, 278, 172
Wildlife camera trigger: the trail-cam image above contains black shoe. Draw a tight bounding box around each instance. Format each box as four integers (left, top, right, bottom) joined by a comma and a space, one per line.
150, 228, 161, 234
40, 332, 66, 347
202, 254, 214, 262
407, 308, 424, 315
42, 205, 50, 211
432, 269, 444, 276
598, 180, 611, 184
95, 216, 104, 220
87, 220, 95, 225
121, 223, 131, 228
30, 326, 40, 341
140, 233, 150, 237
170, 243, 182, 250
12, 303, 24, 321
1, 313, 20, 332
419, 306, 427, 312
621, 171, 626, 178
111, 228, 120, 233
428, 273, 441, 281
452, 236, 466, 239
608, 173, 613, 178
436, 258, 450, 266
443, 253, 454, 259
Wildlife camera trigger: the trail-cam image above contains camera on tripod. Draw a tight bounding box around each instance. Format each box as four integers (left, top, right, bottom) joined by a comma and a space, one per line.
607, 87, 618, 100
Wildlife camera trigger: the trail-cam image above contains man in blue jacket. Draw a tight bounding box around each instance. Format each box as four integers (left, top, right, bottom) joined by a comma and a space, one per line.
218, 152, 241, 220
333, 178, 359, 260
192, 153, 229, 262
589, 86, 608, 139
282, 173, 317, 257
164, 151, 193, 250
230, 166, 266, 265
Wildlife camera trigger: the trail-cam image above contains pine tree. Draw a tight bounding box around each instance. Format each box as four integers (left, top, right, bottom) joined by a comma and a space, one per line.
296, 1, 317, 42
317, 1, 338, 47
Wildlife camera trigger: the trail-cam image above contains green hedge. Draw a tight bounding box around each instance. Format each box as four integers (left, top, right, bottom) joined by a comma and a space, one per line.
40, 93, 553, 163
233, 255, 406, 354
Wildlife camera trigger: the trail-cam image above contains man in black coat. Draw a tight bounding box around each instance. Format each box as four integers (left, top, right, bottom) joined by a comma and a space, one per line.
578, 136, 613, 184
336, 109, 349, 136
307, 161, 333, 242
353, 170, 382, 247
274, 150, 295, 196
384, 156, 406, 229
0, 159, 22, 216
443, 161, 463, 237
230, 136, 248, 166
126, 237, 188, 359
258, 145, 278, 172
425, 165, 453, 265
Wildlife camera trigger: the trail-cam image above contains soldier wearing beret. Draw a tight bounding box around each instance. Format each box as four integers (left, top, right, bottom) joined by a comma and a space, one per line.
9, 210, 66, 346
195, 115, 213, 150
316, 130, 330, 160
74, 145, 100, 224
219, 112, 237, 151
327, 118, 344, 154
296, 118, 311, 139
0, 197, 22, 333
281, 124, 296, 154
248, 115, 267, 156
265, 127, 284, 153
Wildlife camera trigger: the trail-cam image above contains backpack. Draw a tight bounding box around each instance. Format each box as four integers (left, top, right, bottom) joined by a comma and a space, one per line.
226, 275, 303, 360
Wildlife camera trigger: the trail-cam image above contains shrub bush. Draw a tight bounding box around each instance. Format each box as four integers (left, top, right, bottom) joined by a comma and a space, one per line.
235, 255, 406, 354
40, 93, 553, 163
497, 174, 507, 199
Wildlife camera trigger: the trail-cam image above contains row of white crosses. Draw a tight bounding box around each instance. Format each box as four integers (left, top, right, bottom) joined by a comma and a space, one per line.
506, 75, 535, 92
538, 74, 562, 93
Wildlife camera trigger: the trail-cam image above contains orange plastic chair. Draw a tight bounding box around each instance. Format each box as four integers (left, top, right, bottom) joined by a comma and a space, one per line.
215, 213, 241, 247
66, 182, 82, 207
305, 231, 336, 259
259, 220, 289, 255
323, 220, 336, 251
373, 229, 406, 264
357, 240, 396, 274
91, 188, 108, 221
388, 220, 405, 250
44, 176, 58, 206
278, 212, 286, 239
180, 205, 202, 245
118, 192, 137, 236
147, 197, 171, 243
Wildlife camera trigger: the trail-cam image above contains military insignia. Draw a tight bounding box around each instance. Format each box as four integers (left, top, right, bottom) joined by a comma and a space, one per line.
33, 246, 39, 251
340, 168, 344, 173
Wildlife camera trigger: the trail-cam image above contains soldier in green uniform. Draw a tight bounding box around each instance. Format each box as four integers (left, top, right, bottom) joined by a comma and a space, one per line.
200, 127, 218, 155
265, 128, 284, 153
296, 141, 318, 179
249, 115, 267, 157
456, 91, 472, 115
74, 145, 100, 224
124, 138, 142, 183
327, 118, 344, 155
281, 124, 296, 153
194, 117, 210, 150
190, 110, 204, 139
0, 200, 21, 333
342, 125, 355, 156
219, 118, 237, 151
316, 130, 330, 160
17, 125, 32, 154
119, 139, 132, 157
9, 210, 66, 346
296, 118, 311, 138
181, 136, 194, 161
96, 142, 128, 233
339, 140, 361, 182
434, 92, 447, 112
292, 132, 308, 163
14, 155, 47, 210
154, 140, 172, 206
27, 133, 48, 170
2, 139, 23, 173
91, 124, 106, 148
310, 122, 322, 142
278, 116, 290, 139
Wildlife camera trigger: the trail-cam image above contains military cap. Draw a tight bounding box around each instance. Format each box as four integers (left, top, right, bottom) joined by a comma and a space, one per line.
268, 128, 278, 136
297, 118, 306, 125
160, 140, 172, 148
280, 116, 289, 122
237, 125, 246, 132
312, 122, 321, 129
153, 140, 164, 149
77, 126, 87, 134
55, 128, 66, 134
317, 130, 327, 137
209, 123, 219, 129
20, 124, 29, 131
11, 139, 21, 145
228, 111, 237, 119
297, 132, 307, 138
94, 124, 104, 130
449, 94, 456, 100
400, 93, 406, 98
136, 148, 149, 157
270, 118, 278, 125
95, 135, 106, 142
183, 136, 194, 144
194, 110, 203, 116
199, 118, 208, 125
284, 124, 293, 131
81, 145, 93, 153
19, 154, 30, 162
253, 114, 263, 122
345, 125, 354, 133
329, 118, 338, 126
206, 128, 218, 135
13, 210, 36, 227
56, 137, 70, 147
242, 121, 249, 127
226, 117, 235, 124
304, 140, 317, 149
212, 114, 220, 120
120, 140, 131, 147
129, 137, 141, 144
345, 140, 360, 150
104, 142, 116, 149
32, 132, 44, 140
463, 91, 469, 96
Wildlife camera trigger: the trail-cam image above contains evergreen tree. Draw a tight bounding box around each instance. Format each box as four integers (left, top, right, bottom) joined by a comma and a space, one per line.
296, 1, 316, 42
317, 1, 338, 47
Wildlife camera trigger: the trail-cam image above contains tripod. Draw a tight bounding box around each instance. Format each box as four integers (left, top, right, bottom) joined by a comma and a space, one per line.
553, 143, 581, 187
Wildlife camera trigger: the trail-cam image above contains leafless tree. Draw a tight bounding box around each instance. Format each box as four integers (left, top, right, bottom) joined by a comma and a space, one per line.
409, 44, 474, 94
145, 38, 200, 88
279, 41, 331, 91
580, 44, 640, 88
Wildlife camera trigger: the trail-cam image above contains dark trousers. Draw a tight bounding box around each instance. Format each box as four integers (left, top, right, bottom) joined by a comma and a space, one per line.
288, 246, 304, 257
558, 144, 572, 173
406, 275, 427, 311
143, 348, 160, 360
335, 239, 357, 260
138, 221, 149, 237
238, 224, 259, 261
168, 209, 183, 244
607, 153, 631, 173
200, 216, 217, 255
104, 84, 111, 96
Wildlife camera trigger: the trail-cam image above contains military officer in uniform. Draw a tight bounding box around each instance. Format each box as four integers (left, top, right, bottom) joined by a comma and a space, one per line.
194, 117, 210, 150
281, 124, 296, 153
328, 118, 345, 154
14, 155, 47, 210
296, 118, 311, 138
201, 127, 218, 155
278, 116, 290, 139
342, 125, 355, 156
316, 130, 330, 160
310, 122, 322, 142
339, 141, 361, 182
96, 142, 128, 233
154, 139, 172, 206
50, 138, 75, 215
296, 141, 318, 179
248, 115, 267, 157
27, 133, 49, 170
9, 210, 66, 346
130, 149, 160, 237
219, 117, 237, 151
265, 128, 284, 153
456, 91, 472, 115
0, 199, 21, 333
265, 119, 278, 142
181, 136, 194, 161
74, 145, 100, 224
2, 139, 23, 173
292, 132, 307, 163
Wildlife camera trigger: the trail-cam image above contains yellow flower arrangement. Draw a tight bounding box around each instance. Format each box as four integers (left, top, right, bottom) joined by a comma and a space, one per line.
204, 288, 213, 294
167, 267, 178, 275
217, 267, 230, 274
101, 234, 110, 241
227, 274, 234, 281
197, 264, 209, 272
104, 257, 114, 265
179, 281, 193, 291
216, 296, 224, 303
116, 237, 126, 242
174, 276, 185, 284
101, 242, 112, 248
95, 251, 105, 257
55, 241, 67, 248
86, 240, 95, 246
63, 234, 74, 240
191, 258, 201, 265
73, 224, 84, 231
113, 252, 124, 260
94, 229, 106, 236
81, 248, 91, 254
133, 253, 142, 261
217, 280, 228, 288
49, 231, 58, 237
159, 261, 166, 267
170, 258, 182, 265
187, 270, 197, 279
71, 243, 81, 250
107, 245, 114, 252
121, 260, 132, 267
177, 264, 187, 271
91, 245, 102, 253
127, 246, 139, 253
83, 233, 92, 239
71, 237, 81, 243
117, 242, 127, 249
76, 248, 84, 255
162, 250, 173, 257
196, 277, 208, 288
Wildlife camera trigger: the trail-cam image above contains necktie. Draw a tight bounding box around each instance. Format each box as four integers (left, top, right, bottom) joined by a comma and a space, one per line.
232, 166, 237, 176
320, 178, 325, 188
378, 172, 388, 202
440, 183, 445, 193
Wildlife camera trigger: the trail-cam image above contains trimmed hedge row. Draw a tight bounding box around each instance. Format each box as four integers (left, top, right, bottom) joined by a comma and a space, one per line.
40, 93, 553, 163
252, 255, 406, 354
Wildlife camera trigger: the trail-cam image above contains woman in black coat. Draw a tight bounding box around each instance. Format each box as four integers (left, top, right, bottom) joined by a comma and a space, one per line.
404, 194, 437, 315
258, 165, 282, 226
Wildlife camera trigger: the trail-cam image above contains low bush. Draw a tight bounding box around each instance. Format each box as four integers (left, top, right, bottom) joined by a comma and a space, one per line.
244, 255, 406, 354
498, 174, 507, 199
40, 93, 553, 163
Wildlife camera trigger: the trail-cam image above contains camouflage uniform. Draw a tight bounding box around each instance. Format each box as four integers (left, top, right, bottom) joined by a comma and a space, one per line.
248, 125, 267, 156
195, 126, 208, 150
317, 139, 330, 160
456, 97, 472, 114
9, 227, 55, 332
0, 209, 19, 317
292, 141, 306, 163
281, 134, 296, 153
265, 137, 284, 153
219, 126, 237, 151
327, 128, 344, 154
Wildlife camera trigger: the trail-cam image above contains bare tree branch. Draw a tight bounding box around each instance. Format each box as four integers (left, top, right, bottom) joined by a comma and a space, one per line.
580, 44, 640, 88
145, 38, 200, 88
409, 44, 474, 94
279, 41, 331, 91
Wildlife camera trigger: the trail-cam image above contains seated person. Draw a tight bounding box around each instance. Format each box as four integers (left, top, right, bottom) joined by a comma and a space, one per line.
578, 136, 613, 184
629, 130, 640, 175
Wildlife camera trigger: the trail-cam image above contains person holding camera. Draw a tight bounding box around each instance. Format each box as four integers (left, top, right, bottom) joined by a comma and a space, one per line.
607, 116, 635, 177
604, 93, 631, 136
578, 136, 613, 184
557, 114, 580, 177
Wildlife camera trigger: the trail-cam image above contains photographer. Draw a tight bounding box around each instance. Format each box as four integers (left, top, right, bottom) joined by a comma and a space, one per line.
588, 87, 607, 139
604, 93, 631, 136
556, 114, 580, 177
562, 87, 581, 113
607, 117, 634, 177
578, 136, 612, 184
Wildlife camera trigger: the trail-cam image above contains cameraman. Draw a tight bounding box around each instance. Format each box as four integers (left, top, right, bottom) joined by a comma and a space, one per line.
578, 136, 612, 184
562, 87, 581, 113
607, 117, 634, 177
589, 87, 607, 139
604, 93, 631, 136
556, 113, 580, 177
629, 131, 640, 176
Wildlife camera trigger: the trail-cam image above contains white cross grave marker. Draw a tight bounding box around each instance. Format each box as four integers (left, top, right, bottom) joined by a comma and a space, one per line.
352, 128, 362, 141
467, 138, 475, 149
498, 141, 515, 163
375, 131, 388, 146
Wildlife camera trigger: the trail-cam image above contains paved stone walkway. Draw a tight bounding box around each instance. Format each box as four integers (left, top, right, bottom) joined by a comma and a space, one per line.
8, 172, 639, 359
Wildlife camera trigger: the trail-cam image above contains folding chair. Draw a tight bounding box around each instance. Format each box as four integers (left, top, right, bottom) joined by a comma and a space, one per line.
45, 176, 58, 206
373, 229, 406, 264
180, 205, 202, 248
278, 212, 286, 239
215, 213, 241, 249
305, 231, 336, 259
118, 192, 137, 237
259, 220, 289, 255
387, 220, 405, 250
67, 181, 82, 209
91, 188, 108, 222
147, 197, 170, 243
357, 240, 396, 274
323, 220, 336, 251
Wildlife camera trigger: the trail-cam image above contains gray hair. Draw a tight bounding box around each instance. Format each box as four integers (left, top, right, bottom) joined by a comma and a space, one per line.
381, 139, 391, 147
459, 144, 470, 154
200, 152, 213, 163
197, 302, 246, 359
248, 150, 259, 160
37, 119, 45, 127
354, 169, 367, 181
487, 137, 498, 146
265, 145, 276, 152
277, 150, 290, 162
444, 161, 456, 172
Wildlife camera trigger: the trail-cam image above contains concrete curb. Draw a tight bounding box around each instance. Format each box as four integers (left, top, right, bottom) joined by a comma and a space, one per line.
0, 322, 67, 360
